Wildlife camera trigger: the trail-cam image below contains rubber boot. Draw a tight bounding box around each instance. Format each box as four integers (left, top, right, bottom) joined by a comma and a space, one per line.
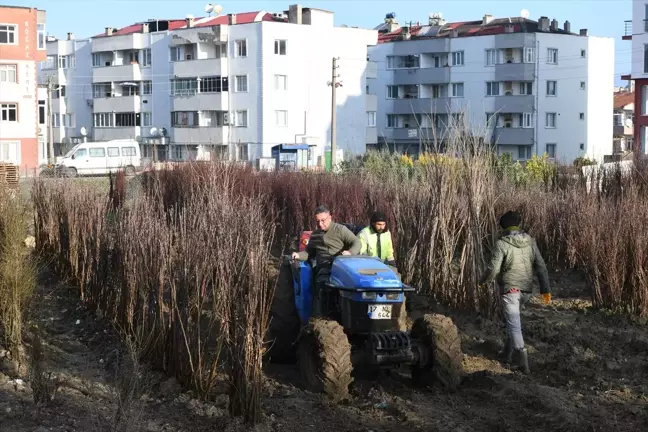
499, 338, 514, 364
515, 348, 530, 374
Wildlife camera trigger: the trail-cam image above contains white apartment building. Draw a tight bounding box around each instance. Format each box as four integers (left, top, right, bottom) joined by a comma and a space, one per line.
369, 13, 614, 164
625, 0, 648, 153
38, 4, 377, 164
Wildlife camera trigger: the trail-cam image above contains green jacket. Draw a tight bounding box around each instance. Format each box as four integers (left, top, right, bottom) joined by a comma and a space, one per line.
480, 229, 551, 295
358, 227, 395, 262
297, 222, 362, 267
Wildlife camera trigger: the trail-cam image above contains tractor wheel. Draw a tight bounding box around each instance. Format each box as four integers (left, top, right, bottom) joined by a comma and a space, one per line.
266, 263, 301, 363
411, 314, 464, 390
297, 318, 353, 402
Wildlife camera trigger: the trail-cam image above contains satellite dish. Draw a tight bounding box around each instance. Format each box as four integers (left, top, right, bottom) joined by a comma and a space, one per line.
80, 126, 87, 136
520, 9, 530, 19
205, 3, 214, 14
149, 127, 158, 137
212, 5, 223, 16
625, 118, 633, 128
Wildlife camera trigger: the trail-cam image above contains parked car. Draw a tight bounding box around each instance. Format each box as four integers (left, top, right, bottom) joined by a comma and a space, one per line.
55, 139, 141, 177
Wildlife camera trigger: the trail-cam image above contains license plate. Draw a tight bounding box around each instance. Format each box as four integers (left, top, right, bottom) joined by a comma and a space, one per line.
368, 304, 392, 320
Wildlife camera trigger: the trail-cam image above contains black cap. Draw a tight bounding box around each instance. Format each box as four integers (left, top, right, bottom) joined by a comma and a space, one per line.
499, 211, 521, 229
371, 211, 387, 224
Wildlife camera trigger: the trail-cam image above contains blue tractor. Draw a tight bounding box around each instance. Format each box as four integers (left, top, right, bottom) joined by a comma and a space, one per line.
267, 235, 464, 401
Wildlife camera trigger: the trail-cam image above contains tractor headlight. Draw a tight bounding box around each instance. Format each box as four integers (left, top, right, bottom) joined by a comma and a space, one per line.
386, 293, 400, 300
362, 292, 377, 300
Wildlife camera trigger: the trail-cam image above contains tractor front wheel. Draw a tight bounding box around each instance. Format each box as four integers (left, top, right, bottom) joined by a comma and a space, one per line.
411, 314, 464, 390
297, 318, 353, 402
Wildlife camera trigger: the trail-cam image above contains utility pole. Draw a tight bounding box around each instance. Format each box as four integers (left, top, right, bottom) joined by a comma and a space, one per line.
328, 57, 340, 171
45, 75, 56, 166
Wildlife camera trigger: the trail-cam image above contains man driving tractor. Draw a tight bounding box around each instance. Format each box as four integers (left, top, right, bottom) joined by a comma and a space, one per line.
291, 205, 362, 316
358, 211, 396, 268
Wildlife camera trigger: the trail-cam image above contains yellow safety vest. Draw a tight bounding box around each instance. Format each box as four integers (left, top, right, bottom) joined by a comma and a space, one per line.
358, 227, 395, 262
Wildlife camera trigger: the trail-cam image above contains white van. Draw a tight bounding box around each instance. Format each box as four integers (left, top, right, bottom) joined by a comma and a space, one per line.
56, 139, 141, 177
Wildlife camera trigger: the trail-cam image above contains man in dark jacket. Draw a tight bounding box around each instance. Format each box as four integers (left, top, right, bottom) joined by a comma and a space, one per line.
292, 205, 362, 316
480, 210, 551, 374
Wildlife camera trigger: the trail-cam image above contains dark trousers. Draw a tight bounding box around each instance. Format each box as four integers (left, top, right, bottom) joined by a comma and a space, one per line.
312, 265, 331, 318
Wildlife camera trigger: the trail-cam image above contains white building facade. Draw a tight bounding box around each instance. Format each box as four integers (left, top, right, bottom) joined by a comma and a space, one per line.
38, 4, 377, 164
369, 14, 614, 164
626, 0, 648, 153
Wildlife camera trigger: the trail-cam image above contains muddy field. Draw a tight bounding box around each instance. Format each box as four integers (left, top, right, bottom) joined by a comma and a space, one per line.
1, 269, 647, 432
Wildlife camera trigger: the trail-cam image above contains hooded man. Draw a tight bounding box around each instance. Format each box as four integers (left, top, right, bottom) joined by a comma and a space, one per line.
480, 210, 551, 374
358, 211, 396, 267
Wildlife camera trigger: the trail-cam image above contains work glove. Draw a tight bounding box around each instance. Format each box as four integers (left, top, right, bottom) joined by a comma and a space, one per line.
542, 293, 552, 305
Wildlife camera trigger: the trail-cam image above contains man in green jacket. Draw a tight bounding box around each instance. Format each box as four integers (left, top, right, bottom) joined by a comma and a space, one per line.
480, 210, 551, 374
358, 211, 396, 267
292, 205, 362, 316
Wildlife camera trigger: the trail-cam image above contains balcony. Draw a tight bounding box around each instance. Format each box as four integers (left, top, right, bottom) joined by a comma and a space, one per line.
493, 128, 534, 146
94, 127, 140, 141
93, 95, 141, 112
172, 127, 227, 145
391, 98, 451, 115
392, 68, 450, 85
92, 34, 146, 53
172, 57, 228, 78
383, 127, 448, 142
494, 63, 535, 81
172, 92, 228, 112
623, 20, 632, 40
613, 125, 633, 136
92, 64, 142, 83
493, 95, 534, 113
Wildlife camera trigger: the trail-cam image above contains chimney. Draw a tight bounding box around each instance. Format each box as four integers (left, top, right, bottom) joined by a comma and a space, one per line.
505, 25, 514, 34
564, 20, 571, 33
288, 4, 302, 25
580, 28, 588, 36
105, 27, 113, 36
550, 19, 558, 31
142, 22, 149, 33
186, 17, 194, 28
401, 26, 411, 40
228, 14, 236, 25
67, 32, 74, 40
538, 16, 549, 31
483, 14, 494, 25
450, 29, 459, 38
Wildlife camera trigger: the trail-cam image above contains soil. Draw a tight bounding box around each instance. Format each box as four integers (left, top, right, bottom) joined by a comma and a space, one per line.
1, 269, 647, 432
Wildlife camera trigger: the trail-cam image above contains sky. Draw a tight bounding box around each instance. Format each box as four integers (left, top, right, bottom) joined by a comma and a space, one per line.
10, 0, 633, 85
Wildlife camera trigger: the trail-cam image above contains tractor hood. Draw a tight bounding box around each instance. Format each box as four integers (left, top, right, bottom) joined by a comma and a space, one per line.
328, 256, 403, 290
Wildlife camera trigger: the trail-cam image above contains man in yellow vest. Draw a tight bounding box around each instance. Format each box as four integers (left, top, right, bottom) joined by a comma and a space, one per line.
358, 212, 396, 267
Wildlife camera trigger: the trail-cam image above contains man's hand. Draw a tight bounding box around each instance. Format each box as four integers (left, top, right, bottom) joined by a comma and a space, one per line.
542, 293, 552, 305
291, 252, 300, 260
341, 250, 351, 256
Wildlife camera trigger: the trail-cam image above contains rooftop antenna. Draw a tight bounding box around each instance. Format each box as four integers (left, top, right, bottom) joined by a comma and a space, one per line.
520, 9, 530, 19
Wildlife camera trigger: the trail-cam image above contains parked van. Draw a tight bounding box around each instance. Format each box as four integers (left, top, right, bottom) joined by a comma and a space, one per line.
55, 139, 141, 177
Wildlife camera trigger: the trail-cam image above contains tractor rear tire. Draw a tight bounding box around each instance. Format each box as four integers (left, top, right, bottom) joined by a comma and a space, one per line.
411, 314, 464, 390
297, 318, 353, 402
266, 263, 301, 364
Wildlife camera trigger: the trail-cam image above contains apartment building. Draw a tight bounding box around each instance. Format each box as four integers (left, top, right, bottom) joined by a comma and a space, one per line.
624, 0, 648, 154
613, 90, 634, 154
0, 5, 48, 173
369, 13, 614, 163
39, 4, 377, 163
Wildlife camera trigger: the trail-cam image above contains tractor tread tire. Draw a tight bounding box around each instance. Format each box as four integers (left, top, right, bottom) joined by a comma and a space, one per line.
298, 318, 353, 402
267, 263, 301, 363
411, 313, 464, 390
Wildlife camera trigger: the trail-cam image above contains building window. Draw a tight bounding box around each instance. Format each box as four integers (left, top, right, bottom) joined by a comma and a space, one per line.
486, 82, 500, 96
0, 24, 17, 45
386, 114, 398, 128
546, 80, 557, 96
451, 83, 464, 97
366, 111, 376, 127
235, 110, 248, 127
200, 76, 228, 93
274, 39, 287, 55
235, 39, 247, 57
237, 143, 248, 161
387, 55, 420, 69
115, 112, 138, 127
486, 49, 497, 66
141, 81, 152, 95
51, 113, 60, 127
37, 23, 46, 50
141, 112, 152, 127
522, 112, 533, 128
386, 85, 398, 99
524, 47, 535, 63
0, 141, 20, 164
580, 113, 585, 120
580, 143, 585, 151
545, 112, 557, 128
63, 113, 75, 128
200, 110, 228, 127
93, 113, 114, 127
172, 111, 198, 127
547, 48, 558, 64
274, 74, 287, 90
518, 146, 532, 160
0, 103, 18, 122
142, 49, 151, 67
92, 53, 102, 67
580, 81, 586, 90
38, 100, 45, 124
235, 75, 248, 92
275, 110, 287, 127
546, 143, 556, 159
171, 78, 198, 96
0, 64, 17, 83
451, 51, 464, 66
519, 82, 533, 95
581, 49, 586, 58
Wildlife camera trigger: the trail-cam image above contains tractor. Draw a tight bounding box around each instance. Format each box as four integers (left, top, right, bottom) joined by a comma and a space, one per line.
267, 228, 464, 401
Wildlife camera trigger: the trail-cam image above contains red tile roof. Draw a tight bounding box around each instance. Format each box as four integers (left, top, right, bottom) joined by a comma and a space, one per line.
614, 92, 634, 110
93, 11, 273, 38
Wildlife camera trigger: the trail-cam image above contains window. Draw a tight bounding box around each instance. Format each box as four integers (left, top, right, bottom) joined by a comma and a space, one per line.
581, 49, 586, 58
115, 112, 138, 127
124, 84, 139, 96
170, 47, 181, 62
546, 81, 557, 96
545, 113, 557, 128
387, 55, 420, 69
522, 113, 533, 128
366, 111, 376, 127
486, 49, 497, 66
644, 45, 648, 73
200, 76, 228, 93
546, 143, 556, 159
38, 100, 45, 124
275, 74, 287, 90
547, 48, 558, 64
0, 64, 17, 83
0, 24, 17, 45
524, 47, 535, 63
580, 143, 585, 151
216, 43, 227, 58
141, 49, 151, 67
237, 143, 248, 161
172, 111, 198, 127
235, 75, 248, 92
274, 39, 287, 55
92, 53, 102, 67
386, 114, 398, 128
199, 110, 228, 127
275, 110, 287, 127
0, 103, 17, 122
74, 149, 87, 159
52, 113, 60, 127
89, 148, 106, 157
235, 39, 247, 57
518, 146, 532, 160
171, 78, 198, 96
386, 85, 399, 99
63, 113, 74, 128
58, 55, 74, 69
451, 51, 464, 66
486, 82, 500, 96
580, 113, 585, 120
107, 147, 120, 157
122, 147, 136, 156
580, 81, 586, 90
486, 113, 495, 127
519, 82, 533, 95
141, 112, 152, 127
451, 83, 464, 97
433, 54, 449, 68
235, 110, 248, 127
142, 81, 152, 95
37, 24, 45, 50
0, 141, 20, 164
